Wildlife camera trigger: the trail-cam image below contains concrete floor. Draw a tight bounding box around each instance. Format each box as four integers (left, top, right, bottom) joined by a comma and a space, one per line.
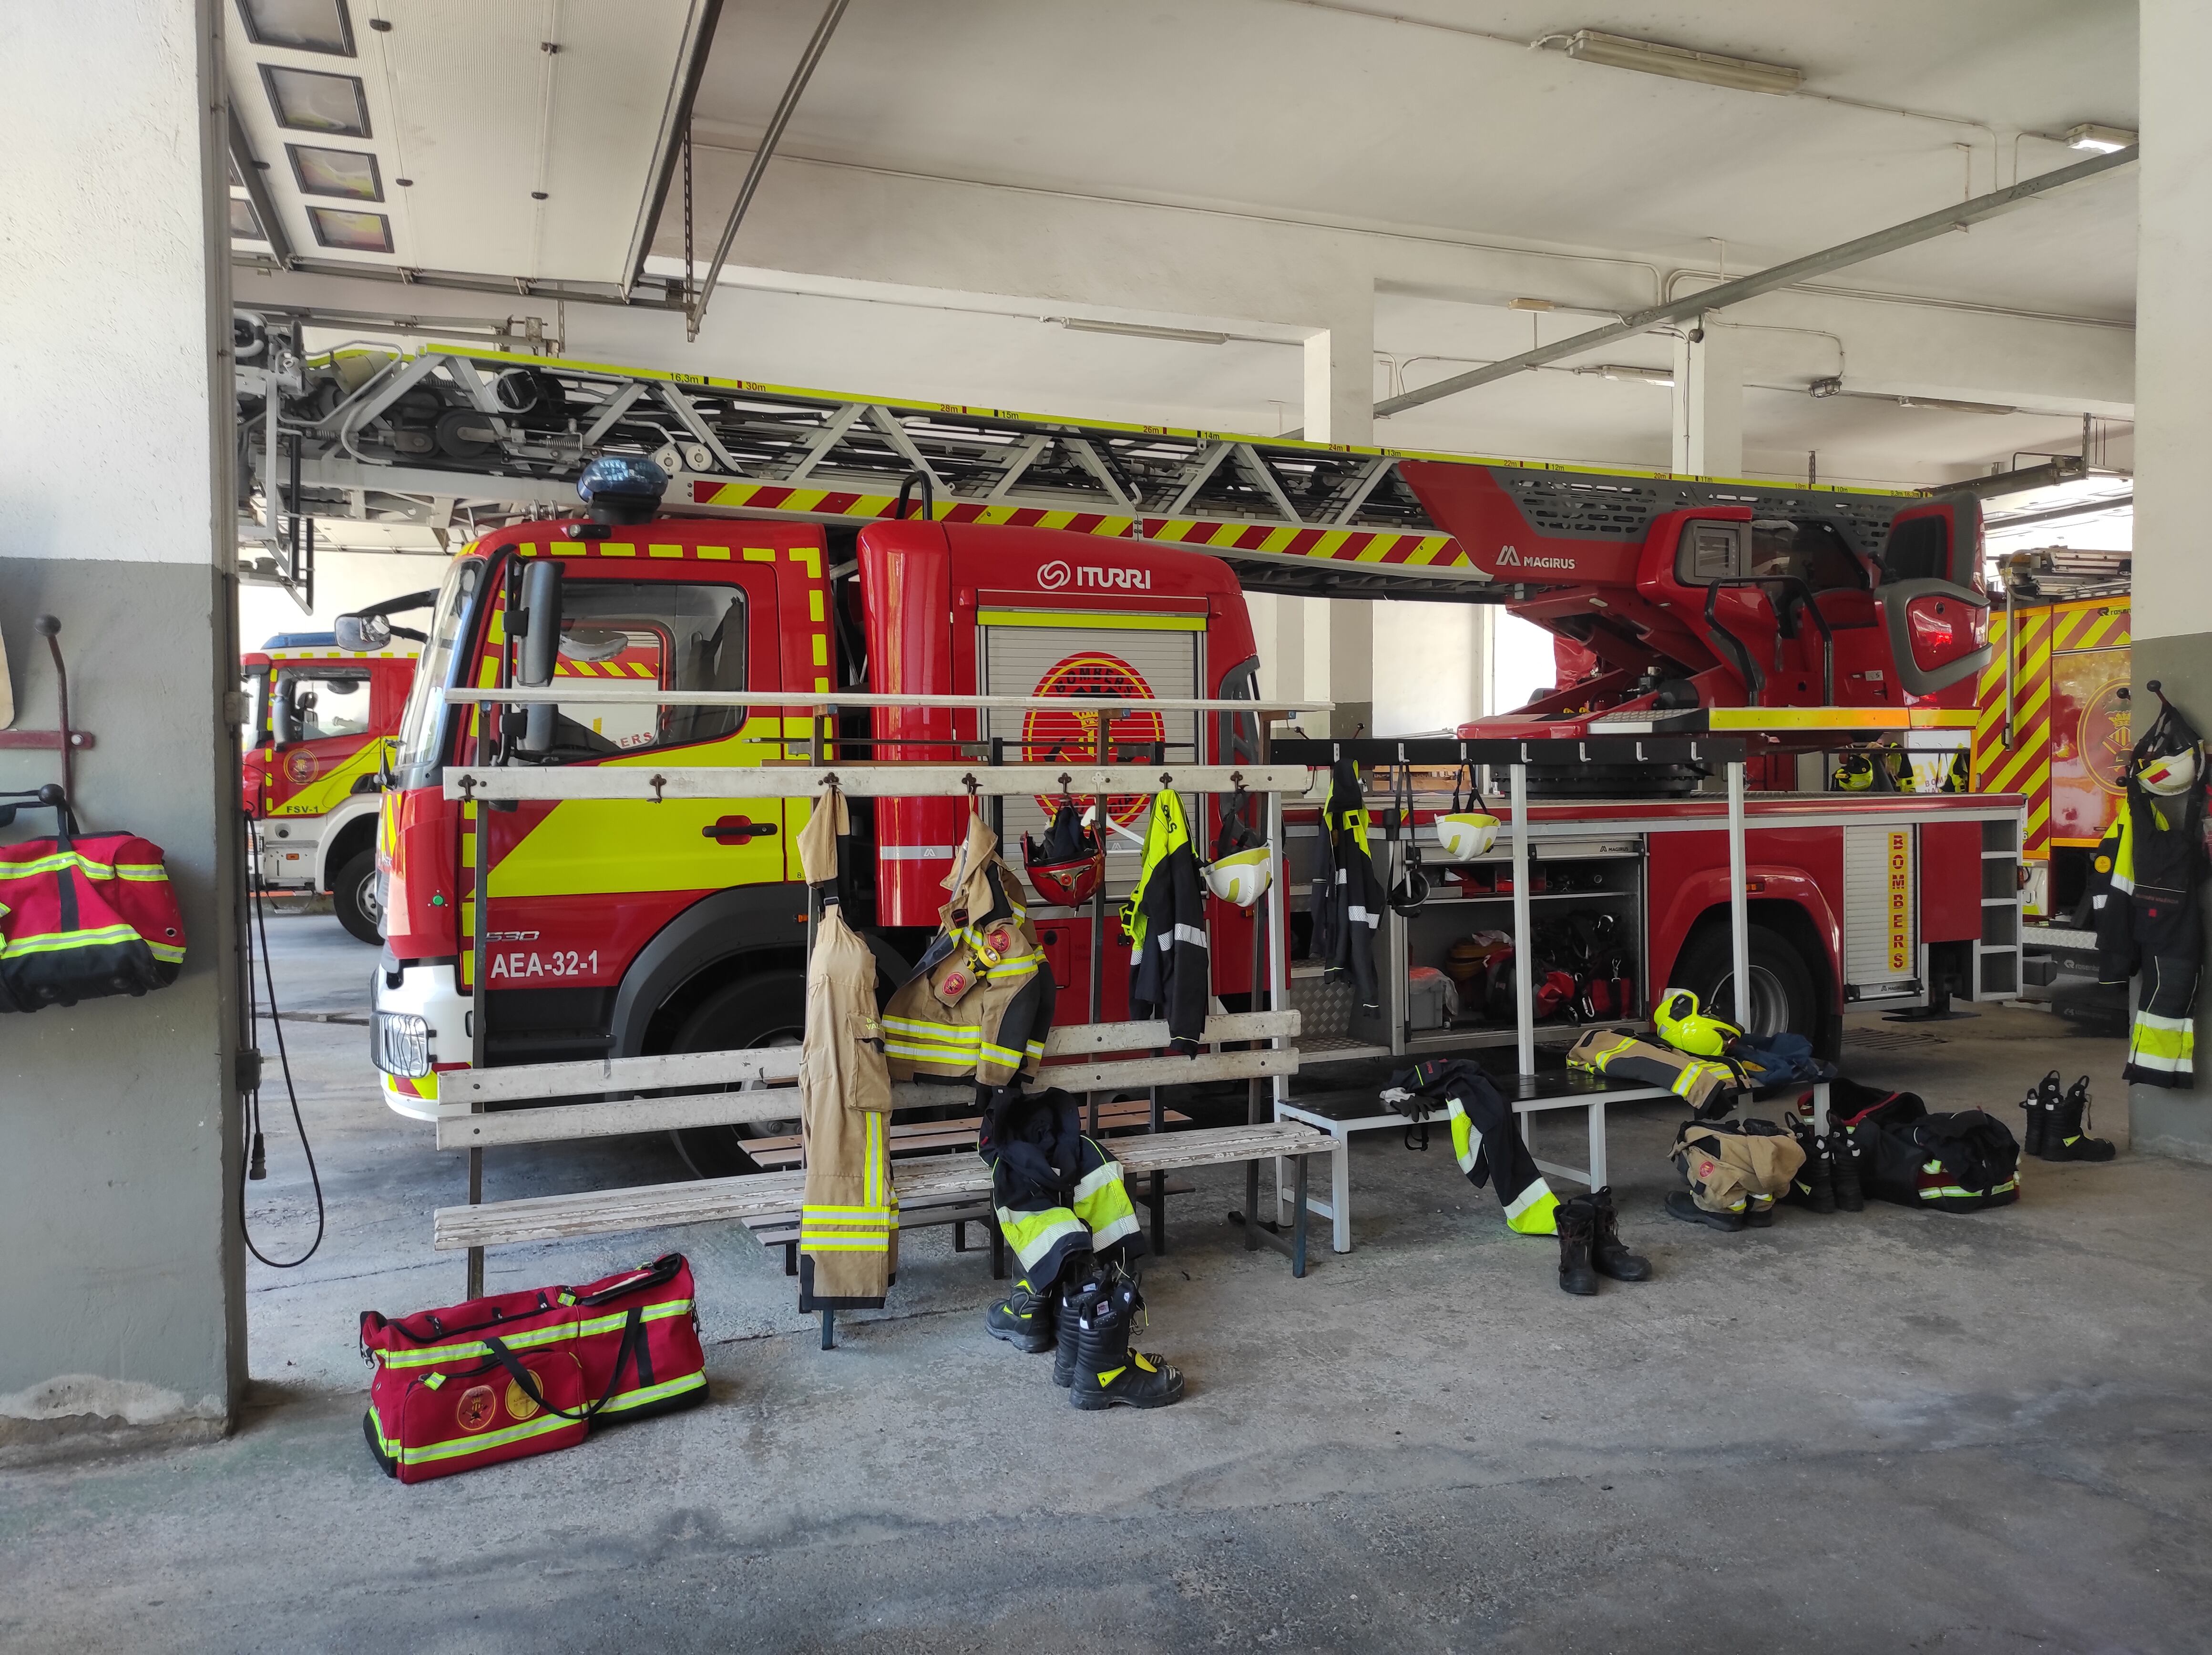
3, 911, 2205, 1652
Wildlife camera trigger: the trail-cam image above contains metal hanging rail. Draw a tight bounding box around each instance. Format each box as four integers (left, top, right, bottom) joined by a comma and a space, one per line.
233, 331, 1921, 603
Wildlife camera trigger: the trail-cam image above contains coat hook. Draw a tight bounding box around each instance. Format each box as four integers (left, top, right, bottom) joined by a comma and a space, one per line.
648, 773, 666, 803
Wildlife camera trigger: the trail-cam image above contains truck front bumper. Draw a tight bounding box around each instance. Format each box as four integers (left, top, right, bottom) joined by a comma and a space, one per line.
369, 956, 470, 1122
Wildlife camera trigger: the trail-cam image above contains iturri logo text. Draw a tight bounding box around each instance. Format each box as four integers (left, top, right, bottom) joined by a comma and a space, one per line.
1038, 561, 1152, 591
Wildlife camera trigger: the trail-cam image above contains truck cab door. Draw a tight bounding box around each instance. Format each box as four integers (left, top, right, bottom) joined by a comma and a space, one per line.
1877, 498, 1990, 698
477, 546, 793, 1000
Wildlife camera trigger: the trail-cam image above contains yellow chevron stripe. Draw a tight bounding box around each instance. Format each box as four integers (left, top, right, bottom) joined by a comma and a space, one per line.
1257, 525, 1300, 553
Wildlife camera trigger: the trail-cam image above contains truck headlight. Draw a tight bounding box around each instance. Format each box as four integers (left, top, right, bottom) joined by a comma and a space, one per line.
371, 1011, 431, 1077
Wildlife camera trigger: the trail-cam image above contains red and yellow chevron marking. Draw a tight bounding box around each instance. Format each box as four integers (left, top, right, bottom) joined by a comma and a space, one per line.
1142, 518, 1470, 566
1972, 607, 2053, 861
688, 480, 1135, 537
2052, 598, 2130, 654
681, 480, 1474, 566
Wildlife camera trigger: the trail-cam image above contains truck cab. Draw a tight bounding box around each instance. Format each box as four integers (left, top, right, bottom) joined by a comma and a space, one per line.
242, 631, 419, 941
369, 507, 1263, 1174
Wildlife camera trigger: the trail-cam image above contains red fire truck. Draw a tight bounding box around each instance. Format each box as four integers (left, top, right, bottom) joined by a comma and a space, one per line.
243, 630, 420, 943
364, 451, 2024, 1162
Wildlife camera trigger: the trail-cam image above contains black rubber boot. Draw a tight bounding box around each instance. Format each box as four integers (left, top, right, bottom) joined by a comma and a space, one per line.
2040, 1075, 2118, 1162
1786, 1115, 1836, 1214
2017, 1075, 2052, 1159
984, 1274, 1055, 1354
1666, 1189, 1745, 1232
1829, 1124, 1865, 1213
1068, 1264, 1185, 1411
1556, 1195, 1600, 1295
1588, 1186, 1651, 1281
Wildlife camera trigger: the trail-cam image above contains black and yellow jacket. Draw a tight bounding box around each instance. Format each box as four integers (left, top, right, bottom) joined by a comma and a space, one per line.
1123, 787, 1209, 1053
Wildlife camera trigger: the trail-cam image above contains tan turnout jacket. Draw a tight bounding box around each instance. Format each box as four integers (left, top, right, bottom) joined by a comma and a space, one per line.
797, 788, 898, 1308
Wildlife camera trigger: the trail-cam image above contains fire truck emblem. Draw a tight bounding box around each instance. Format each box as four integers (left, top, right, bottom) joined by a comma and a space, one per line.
1022, 652, 1166, 828
454, 1385, 497, 1433
503, 1375, 543, 1423
284, 749, 319, 785
2081, 679, 2131, 795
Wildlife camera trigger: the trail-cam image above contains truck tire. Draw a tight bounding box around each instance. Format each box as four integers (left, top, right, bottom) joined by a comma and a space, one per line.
668, 970, 807, 1179
332, 848, 382, 945
1668, 921, 1817, 1042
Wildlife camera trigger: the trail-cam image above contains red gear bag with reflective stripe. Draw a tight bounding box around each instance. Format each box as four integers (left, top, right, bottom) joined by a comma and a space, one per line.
0, 800, 186, 1012
359, 1253, 707, 1483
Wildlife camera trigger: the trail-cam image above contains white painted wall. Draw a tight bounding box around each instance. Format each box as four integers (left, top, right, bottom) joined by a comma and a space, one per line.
2132, 0, 2212, 642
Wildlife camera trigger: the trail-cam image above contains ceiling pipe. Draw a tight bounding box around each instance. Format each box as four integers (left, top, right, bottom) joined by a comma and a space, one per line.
1364, 144, 2138, 420
1923, 457, 2088, 500
624, 0, 725, 299
686, 0, 850, 341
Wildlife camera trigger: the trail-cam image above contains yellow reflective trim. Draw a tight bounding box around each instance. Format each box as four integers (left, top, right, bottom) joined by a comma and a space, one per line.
975, 608, 1206, 631
600, 1371, 707, 1414
399, 1410, 575, 1465
1, 923, 147, 959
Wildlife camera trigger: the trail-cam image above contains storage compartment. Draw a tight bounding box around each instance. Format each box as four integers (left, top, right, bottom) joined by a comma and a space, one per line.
1407, 967, 1449, 1031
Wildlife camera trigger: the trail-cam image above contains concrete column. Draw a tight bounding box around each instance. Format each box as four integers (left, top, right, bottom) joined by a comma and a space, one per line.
2128, 0, 2212, 1161
1304, 305, 1375, 735
0, 0, 244, 1441
1372, 601, 1485, 735
1671, 320, 1744, 478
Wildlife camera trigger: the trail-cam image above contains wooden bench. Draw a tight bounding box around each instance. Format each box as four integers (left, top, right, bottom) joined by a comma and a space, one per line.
431, 1010, 1332, 1343
736, 1096, 1193, 1172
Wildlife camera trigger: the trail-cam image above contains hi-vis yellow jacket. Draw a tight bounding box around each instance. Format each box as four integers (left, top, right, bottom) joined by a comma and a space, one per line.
882, 812, 1056, 1088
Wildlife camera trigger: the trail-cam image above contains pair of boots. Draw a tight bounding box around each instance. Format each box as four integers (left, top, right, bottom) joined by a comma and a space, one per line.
2019, 1071, 2118, 1162
1783, 1113, 1864, 1215
985, 1255, 1186, 1410
1554, 1188, 1650, 1296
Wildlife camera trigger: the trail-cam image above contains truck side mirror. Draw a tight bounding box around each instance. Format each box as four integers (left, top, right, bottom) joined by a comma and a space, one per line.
272, 678, 300, 746
334, 613, 390, 653
514, 560, 564, 755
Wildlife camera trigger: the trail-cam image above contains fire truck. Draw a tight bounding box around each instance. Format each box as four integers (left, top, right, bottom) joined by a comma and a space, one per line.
302, 343, 2024, 1159
242, 629, 420, 943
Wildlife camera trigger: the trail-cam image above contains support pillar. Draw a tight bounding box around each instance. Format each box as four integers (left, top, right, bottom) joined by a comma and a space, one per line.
1303, 307, 1375, 736
1671, 320, 1744, 478
2128, 0, 2212, 1160
0, 0, 245, 1443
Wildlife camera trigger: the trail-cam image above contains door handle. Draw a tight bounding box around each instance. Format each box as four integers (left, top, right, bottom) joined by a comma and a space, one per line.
704, 816, 778, 841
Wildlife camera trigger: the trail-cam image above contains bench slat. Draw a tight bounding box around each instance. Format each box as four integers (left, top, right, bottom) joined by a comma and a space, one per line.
443, 1011, 1301, 1107
437, 1049, 1295, 1151
432, 1121, 1337, 1251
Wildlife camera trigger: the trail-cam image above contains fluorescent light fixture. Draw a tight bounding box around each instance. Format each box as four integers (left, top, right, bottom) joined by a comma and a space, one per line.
1055, 317, 1229, 346
262, 63, 371, 138
229, 197, 267, 241
1811, 378, 2016, 415
2064, 123, 2136, 153
307, 205, 391, 253
1507, 296, 1555, 312
1561, 30, 1802, 96
289, 143, 382, 201
1575, 364, 1675, 387
236, 0, 354, 55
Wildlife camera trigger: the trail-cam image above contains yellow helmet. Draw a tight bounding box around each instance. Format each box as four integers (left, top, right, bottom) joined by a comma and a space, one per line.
1654, 987, 1742, 1057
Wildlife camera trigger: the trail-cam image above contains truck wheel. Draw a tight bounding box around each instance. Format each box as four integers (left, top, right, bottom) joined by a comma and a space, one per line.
1669, 922, 1816, 1041
668, 971, 806, 1179
332, 848, 382, 945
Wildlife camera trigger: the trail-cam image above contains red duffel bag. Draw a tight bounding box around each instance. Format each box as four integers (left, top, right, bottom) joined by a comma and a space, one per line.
0, 793, 185, 1013
360, 1253, 707, 1483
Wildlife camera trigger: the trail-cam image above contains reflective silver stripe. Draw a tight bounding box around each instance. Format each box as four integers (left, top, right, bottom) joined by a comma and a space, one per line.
1170, 923, 1208, 949
877, 845, 959, 860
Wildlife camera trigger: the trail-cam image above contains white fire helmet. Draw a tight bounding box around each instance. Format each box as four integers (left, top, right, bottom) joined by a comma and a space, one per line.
1203, 845, 1273, 908
1434, 812, 1500, 860
2138, 744, 2199, 797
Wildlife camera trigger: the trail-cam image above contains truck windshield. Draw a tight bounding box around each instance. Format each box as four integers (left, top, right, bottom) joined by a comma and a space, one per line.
275, 668, 371, 743
392, 556, 481, 786
530, 582, 748, 758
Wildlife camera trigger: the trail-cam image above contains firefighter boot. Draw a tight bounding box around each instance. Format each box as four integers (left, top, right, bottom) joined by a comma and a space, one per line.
984, 1274, 1055, 1355
2041, 1076, 2118, 1162
1069, 1263, 1186, 1411
1829, 1124, 1865, 1213
1666, 1190, 1746, 1232
1555, 1195, 1600, 1295
1052, 1268, 1085, 1388
2017, 1078, 2050, 1159
2031, 1069, 2065, 1161
1786, 1115, 1837, 1214
1588, 1186, 1651, 1282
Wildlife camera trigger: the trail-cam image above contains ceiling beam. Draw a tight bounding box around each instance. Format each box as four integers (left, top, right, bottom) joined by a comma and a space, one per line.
1370, 145, 2139, 420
